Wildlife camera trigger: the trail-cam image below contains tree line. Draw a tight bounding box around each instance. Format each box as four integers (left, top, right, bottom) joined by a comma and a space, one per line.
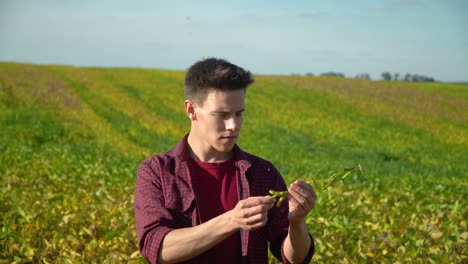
304, 71, 436, 82
379, 72, 435, 82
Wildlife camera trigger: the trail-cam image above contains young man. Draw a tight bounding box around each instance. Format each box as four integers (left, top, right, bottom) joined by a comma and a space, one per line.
135, 58, 317, 263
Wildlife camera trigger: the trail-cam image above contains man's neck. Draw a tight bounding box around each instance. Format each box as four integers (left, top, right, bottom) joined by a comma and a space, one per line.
187, 133, 232, 163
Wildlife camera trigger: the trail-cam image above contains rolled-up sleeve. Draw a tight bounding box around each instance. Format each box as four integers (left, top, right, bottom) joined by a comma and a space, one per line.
134, 158, 173, 264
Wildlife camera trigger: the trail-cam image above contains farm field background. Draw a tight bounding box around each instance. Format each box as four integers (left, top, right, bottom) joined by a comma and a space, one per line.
0, 62, 467, 263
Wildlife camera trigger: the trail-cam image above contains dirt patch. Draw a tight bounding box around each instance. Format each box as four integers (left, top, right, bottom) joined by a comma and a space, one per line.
0, 63, 81, 110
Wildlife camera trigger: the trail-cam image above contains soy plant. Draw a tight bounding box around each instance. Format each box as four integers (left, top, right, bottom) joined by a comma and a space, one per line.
269, 164, 364, 207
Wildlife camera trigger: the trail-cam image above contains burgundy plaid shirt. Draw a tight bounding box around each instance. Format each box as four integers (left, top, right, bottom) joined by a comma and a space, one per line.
135, 135, 314, 263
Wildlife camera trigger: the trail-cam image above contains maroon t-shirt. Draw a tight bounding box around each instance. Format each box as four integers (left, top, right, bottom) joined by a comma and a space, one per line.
190, 157, 241, 263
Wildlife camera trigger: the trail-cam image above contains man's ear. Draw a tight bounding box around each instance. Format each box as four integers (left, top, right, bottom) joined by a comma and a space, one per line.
184, 100, 197, 121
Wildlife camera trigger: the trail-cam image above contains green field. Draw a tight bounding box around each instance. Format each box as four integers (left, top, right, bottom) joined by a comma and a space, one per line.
1, 62, 467, 263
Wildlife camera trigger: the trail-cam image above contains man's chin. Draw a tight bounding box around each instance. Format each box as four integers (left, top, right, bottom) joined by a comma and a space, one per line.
217, 143, 235, 153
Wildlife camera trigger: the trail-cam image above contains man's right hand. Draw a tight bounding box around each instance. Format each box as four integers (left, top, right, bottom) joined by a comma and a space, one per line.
158, 196, 276, 263
227, 196, 276, 231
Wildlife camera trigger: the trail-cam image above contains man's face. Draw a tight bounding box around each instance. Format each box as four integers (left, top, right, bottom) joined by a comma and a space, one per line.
191, 89, 245, 155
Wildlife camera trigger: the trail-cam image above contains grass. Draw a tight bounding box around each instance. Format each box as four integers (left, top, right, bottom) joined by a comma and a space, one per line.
0, 62, 467, 263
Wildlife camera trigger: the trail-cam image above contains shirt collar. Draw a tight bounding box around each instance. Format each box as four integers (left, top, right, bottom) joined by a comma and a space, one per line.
167, 134, 191, 161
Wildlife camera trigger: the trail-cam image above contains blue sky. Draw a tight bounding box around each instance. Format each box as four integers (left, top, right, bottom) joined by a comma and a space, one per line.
1, 0, 467, 82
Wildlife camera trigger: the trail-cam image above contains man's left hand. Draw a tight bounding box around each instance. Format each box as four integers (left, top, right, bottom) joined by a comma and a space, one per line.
287, 180, 317, 224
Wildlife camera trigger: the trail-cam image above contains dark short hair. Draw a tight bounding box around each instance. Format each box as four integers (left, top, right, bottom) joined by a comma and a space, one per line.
184, 58, 254, 104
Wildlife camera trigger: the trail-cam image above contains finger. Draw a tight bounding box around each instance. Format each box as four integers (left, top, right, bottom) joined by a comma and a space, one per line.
289, 196, 314, 214
243, 210, 268, 225
260, 196, 276, 204
288, 188, 315, 210
290, 184, 309, 198
291, 180, 314, 195
288, 189, 307, 206
290, 181, 317, 200
239, 211, 269, 230
240, 196, 275, 208
243, 219, 268, 231
242, 204, 275, 218
293, 180, 314, 191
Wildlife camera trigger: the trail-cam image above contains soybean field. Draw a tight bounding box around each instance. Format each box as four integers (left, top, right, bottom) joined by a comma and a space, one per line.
1, 62, 467, 263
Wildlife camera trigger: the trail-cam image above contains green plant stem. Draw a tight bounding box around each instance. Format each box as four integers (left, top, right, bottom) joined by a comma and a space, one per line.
269, 164, 365, 207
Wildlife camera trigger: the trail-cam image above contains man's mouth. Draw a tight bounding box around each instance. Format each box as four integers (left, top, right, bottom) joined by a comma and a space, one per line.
221, 135, 237, 140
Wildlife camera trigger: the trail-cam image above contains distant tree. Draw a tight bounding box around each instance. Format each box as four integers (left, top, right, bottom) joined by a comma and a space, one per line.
305, 72, 315, 76
403, 73, 412, 81
320, 72, 345, 78
401, 73, 435, 82
411, 74, 420, 82
394, 73, 400, 81
355, 73, 371, 80
426, 76, 435, 82
381, 72, 392, 81
411, 74, 435, 82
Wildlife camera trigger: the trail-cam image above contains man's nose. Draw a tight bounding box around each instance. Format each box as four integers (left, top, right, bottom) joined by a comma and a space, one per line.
225, 117, 238, 131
